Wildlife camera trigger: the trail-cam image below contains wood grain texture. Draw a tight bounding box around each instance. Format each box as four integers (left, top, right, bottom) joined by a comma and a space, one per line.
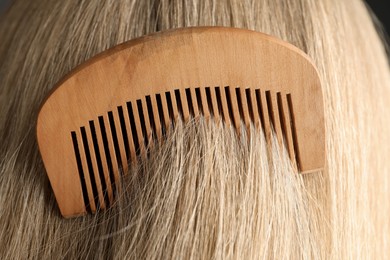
36, 27, 325, 218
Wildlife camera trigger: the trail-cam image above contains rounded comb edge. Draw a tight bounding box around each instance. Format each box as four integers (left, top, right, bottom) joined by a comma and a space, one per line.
36, 27, 325, 217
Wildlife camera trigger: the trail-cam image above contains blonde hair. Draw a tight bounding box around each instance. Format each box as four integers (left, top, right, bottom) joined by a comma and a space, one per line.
0, 0, 389, 259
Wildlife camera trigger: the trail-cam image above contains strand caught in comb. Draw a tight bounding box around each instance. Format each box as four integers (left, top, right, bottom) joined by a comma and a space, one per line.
36, 27, 325, 217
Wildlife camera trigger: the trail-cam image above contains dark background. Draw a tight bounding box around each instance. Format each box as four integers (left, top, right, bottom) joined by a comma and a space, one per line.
0, 0, 388, 34
366, 1, 389, 33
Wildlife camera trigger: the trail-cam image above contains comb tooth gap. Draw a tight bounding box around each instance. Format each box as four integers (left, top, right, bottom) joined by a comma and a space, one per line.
117, 106, 130, 161
286, 94, 301, 170
103, 114, 121, 192
98, 116, 118, 199
112, 109, 129, 173
173, 89, 184, 120
217, 86, 231, 125
195, 87, 207, 118
85, 122, 106, 209
215, 87, 228, 124
71, 131, 91, 213
178, 89, 190, 120
189, 88, 199, 117
205, 87, 217, 120
185, 88, 195, 117
265, 90, 282, 145
131, 101, 146, 157
165, 92, 177, 126
232, 87, 244, 130
121, 105, 137, 165
155, 94, 167, 138
245, 89, 256, 128
224, 86, 239, 129
89, 121, 110, 208
167, 91, 183, 125
265, 91, 275, 128
255, 89, 270, 141
245, 89, 254, 124
126, 102, 141, 157
140, 99, 153, 148
108, 112, 125, 175
247, 88, 260, 129
269, 91, 284, 147
78, 127, 98, 212
277, 93, 295, 167
238, 88, 251, 130
94, 119, 114, 204
160, 93, 171, 132
145, 95, 159, 142
199, 87, 210, 118
149, 95, 162, 141
136, 100, 149, 150
215, 87, 223, 118
233, 88, 244, 127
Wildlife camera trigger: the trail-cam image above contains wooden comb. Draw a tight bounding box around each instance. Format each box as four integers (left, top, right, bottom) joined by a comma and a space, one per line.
36, 27, 325, 217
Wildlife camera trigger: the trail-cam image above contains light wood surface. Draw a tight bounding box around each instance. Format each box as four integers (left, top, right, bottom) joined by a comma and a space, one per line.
36, 27, 325, 218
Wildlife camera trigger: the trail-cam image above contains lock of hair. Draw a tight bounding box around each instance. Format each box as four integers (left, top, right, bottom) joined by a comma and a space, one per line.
36, 27, 325, 217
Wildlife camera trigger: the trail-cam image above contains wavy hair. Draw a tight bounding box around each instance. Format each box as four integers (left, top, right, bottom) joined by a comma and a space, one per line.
0, 0, 389, 259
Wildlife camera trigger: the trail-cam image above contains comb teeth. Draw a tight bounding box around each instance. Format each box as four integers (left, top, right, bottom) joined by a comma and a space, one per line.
37, 27, 324, 217
69, 86, 298, 212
